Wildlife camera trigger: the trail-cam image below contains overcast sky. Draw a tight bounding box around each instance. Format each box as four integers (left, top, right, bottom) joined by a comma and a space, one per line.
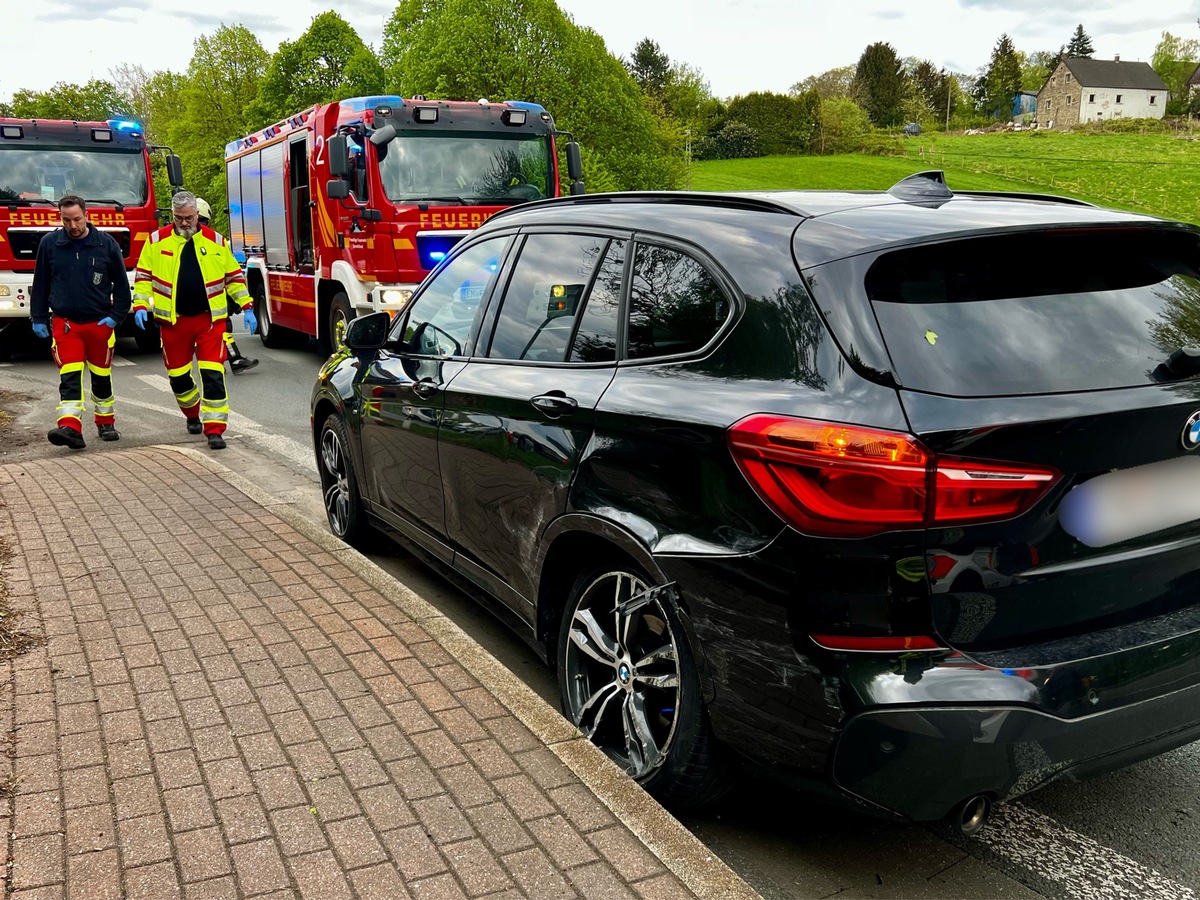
2, 0, 1198, 103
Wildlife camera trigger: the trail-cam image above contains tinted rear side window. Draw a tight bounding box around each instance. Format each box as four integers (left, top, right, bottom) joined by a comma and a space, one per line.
628, 244, 730, 360
866, 228, 1200, 395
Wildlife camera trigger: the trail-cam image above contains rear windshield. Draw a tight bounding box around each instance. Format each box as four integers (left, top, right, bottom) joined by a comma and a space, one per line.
865, 228, 1200, 396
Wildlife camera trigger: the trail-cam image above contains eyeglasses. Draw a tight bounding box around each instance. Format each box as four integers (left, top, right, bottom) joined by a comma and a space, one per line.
173, 213, 198, 225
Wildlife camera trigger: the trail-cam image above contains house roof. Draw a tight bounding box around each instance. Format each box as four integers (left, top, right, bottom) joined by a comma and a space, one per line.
1060, 57, 1167, 91
1188, 63, 1200, 88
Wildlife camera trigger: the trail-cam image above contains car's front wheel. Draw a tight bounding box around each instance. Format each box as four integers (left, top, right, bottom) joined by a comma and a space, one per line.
317, 413, 373, 549
557, 565, 728, 809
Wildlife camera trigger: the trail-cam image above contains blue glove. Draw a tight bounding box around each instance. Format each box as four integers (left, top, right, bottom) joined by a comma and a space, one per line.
242, 307, 258, 334
134, 309, 148, 330
32, 321, 49, 339
99, 316, 116, 329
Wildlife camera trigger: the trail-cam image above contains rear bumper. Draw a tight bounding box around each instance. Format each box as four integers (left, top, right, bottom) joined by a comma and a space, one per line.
832, 679, 1200, 821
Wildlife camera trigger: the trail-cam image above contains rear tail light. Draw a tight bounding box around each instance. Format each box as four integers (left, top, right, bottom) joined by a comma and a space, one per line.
728, 415, 1059, 538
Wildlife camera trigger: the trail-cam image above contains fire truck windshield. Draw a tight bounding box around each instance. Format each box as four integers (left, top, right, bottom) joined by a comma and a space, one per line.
0, 145, 148, 206
378, 133, 552, 205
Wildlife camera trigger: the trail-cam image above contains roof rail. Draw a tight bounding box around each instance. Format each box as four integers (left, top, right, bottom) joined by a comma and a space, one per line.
955, 190, 1096, 207
486, 190, 805, 224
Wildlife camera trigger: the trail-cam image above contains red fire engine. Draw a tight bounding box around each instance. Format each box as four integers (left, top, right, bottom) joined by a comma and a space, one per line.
224, 94, 583, 354
0, 117, 182, 357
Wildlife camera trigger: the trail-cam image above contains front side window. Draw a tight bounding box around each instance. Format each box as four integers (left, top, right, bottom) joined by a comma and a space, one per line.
627, 244, 730, 360
487, 233, 611, 363
396, 237, 510, 357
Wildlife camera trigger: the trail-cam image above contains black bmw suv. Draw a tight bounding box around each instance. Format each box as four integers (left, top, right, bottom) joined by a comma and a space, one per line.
311, 173, 1200, 832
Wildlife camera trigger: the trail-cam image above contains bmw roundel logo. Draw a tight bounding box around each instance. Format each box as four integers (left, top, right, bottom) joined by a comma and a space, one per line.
1184, 411, 1200, 451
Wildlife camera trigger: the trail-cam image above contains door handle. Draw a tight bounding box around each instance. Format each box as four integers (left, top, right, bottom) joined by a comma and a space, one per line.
412, 379, 439, 398
531, 393, 578, 418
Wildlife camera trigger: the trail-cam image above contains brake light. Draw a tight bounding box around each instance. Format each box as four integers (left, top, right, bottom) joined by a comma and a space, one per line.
728, 415, 1059, 537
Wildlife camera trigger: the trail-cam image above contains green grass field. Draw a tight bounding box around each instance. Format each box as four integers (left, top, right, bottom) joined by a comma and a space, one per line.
690, 128, 1200, 225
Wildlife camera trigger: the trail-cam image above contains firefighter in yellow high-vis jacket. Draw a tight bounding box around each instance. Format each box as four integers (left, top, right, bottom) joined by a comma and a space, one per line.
131, 190, 256, 450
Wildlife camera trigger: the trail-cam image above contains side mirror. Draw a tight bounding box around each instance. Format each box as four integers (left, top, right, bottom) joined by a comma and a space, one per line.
327, 135, 350, 177
565, 141, 584, 195
361, 209, 382, 222
344, 311, 391, 352
369, 124, 396, 147
166, 154, 183, 188
326, 180, 349, 200
565, 141, 583, 182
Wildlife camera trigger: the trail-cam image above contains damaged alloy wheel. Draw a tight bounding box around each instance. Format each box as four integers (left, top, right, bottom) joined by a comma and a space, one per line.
557, 565, 726, 808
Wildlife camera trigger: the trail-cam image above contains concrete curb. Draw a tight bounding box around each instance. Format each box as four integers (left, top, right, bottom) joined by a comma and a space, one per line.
162, 444, 761, 900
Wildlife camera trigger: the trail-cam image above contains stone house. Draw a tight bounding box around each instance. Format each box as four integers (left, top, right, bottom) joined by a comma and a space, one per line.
1036, 56, 1168, 129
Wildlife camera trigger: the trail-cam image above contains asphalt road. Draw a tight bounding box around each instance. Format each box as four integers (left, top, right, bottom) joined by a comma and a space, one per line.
1, 329, 1197, 900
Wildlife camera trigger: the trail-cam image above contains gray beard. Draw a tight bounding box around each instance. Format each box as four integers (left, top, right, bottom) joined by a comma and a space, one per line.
175, 225, 197, 241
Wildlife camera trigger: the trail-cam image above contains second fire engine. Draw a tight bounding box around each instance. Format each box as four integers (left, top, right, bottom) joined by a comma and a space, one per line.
224, 94, 583, 354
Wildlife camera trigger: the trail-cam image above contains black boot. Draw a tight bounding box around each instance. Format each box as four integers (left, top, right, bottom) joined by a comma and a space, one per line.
228, 340, 259, 373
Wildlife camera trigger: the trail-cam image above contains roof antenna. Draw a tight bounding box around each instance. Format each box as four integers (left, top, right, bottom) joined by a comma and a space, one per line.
889, 170, 953, 201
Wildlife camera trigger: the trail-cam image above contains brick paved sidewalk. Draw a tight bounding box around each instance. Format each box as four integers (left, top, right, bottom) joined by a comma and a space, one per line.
0, 447, 757, 900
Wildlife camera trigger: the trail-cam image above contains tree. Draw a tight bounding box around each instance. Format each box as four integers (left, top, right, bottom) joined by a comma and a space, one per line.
1152, 31, 1200, 108
851, 42, 906, 128
791, 65, 855, 100
165, 25, 269, 230
1020, 50, 1058, 92
8, 79, 128, 121
626, 38, 671, 97
693, 121, 759, 160
381, 0, 682, 191
816, 98, 871, 154
249, 12, 383, 128
727, 91, 818, 155
1065, 24, 1095, 58
981, 34, 1022, 119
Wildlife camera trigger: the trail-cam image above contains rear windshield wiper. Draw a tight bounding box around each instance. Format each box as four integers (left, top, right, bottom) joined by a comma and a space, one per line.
1152, 347, 1200, 382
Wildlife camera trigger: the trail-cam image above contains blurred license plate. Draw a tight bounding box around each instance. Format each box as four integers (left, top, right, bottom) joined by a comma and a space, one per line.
1060, 456, 1200, 548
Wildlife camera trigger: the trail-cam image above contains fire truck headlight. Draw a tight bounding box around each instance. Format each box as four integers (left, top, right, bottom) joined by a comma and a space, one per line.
0, 285, 10, 297
382, 289, 411, 306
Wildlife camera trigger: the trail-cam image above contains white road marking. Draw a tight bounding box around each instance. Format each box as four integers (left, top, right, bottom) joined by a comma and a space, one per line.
978, 802, 1196, 900
136, 373, 171, 392
227, 410, 315, 472
109, 389, 316, 473
111, 356, 135, 367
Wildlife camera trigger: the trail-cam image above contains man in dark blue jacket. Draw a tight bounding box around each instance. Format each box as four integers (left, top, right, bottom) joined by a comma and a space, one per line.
31, 195, 131, 449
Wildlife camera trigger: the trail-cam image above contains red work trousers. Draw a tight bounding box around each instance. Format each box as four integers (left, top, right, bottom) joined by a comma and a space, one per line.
159, 314, 230, 436
50, 318, 116, 433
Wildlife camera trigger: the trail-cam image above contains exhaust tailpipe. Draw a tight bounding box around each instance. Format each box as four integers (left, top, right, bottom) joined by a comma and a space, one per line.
953, 795, 992, 836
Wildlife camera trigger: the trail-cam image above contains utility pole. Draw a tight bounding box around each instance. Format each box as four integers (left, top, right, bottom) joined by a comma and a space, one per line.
945, 76, 952, 132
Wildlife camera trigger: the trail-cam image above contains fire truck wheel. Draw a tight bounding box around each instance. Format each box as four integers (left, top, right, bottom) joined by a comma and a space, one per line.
322, 292, 353, 357
256, 283, 285, 349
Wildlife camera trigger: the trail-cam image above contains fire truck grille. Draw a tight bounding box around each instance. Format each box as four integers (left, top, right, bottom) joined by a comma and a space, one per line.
5, 228, 131, 263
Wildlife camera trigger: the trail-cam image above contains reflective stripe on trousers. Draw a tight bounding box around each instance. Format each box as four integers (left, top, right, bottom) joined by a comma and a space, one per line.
51, 319, 116, 429
159, 313, 230, 436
